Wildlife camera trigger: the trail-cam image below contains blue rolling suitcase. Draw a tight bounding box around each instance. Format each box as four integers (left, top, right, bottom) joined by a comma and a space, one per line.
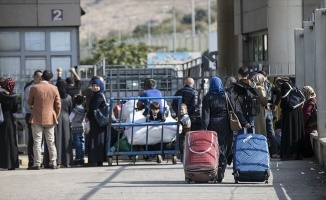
232, 132, 270, 184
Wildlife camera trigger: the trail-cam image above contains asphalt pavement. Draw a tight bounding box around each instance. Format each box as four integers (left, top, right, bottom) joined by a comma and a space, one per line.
0, 156, 325, 200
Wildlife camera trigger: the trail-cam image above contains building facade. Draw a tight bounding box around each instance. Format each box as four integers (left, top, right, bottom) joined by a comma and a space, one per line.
0, 0, 83, 93
217, 0, 321, 77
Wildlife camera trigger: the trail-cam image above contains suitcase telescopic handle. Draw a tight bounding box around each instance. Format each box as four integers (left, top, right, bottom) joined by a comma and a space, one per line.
188, 132, 214, 154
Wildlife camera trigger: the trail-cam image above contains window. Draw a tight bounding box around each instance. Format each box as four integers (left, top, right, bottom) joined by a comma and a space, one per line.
0, 32, 20, 51
25, 32, 45, 51
263, 34, 268, 60
25, 57, 46, 78
250, 34, 268, 62
50, 32, 71, 51
0, 57, 21, 78
253, 36, 258, 62
51, 56, 71, 79
258, 35, 263, 61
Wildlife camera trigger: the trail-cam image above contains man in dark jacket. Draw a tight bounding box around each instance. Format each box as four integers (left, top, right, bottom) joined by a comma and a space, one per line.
233, 66, 256, 134
57, 67, 82, 107
172, 77, 201, 130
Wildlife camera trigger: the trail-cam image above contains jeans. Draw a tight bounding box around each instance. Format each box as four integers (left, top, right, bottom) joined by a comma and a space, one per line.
73, 132, 85, 161
265, 109, 279, 155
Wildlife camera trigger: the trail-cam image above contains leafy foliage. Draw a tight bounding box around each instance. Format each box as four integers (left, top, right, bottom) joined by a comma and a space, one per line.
91, 39, 150, 67
80, 5, 217, 66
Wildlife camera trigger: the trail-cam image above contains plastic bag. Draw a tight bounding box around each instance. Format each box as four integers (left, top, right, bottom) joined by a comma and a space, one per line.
124, 110, 181, 145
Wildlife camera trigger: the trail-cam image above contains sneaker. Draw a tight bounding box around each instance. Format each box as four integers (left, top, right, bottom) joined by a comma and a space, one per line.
49, 164, 58, 169
74, 160, 85, 166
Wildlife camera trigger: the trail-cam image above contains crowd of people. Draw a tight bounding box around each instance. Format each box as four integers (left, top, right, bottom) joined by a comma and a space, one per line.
0, 66, 317, 173
172, 66, 316, 182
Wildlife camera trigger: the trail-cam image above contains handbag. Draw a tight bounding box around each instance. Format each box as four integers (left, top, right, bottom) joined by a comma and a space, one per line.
0, 103, 4, 125
282, 82, 305, 109
225, 93, 242, 131
93, 93, 110, 127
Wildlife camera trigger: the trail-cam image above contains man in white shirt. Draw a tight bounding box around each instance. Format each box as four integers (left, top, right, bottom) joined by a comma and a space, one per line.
23, 70, 42, 168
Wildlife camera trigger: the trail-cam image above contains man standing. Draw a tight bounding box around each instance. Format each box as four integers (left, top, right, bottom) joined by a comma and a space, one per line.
233, 66, 258, 134
23, 70, 43, 168
171, 77, 201, 130
137, 78, 164, 113
57, 67, 82, 106
27, 70, 61, 170
258, 70, 281, 157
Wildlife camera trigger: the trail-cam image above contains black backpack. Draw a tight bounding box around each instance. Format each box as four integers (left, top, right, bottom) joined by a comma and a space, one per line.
234, 82, 260, 116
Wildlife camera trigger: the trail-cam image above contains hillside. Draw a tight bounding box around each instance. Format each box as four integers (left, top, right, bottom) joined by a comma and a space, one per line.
80, 0, 213, 43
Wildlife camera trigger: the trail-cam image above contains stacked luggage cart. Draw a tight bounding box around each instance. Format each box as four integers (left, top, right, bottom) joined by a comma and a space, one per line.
106, 96, 182, 166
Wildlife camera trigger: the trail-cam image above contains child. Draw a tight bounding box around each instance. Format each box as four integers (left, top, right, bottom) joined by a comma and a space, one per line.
146, 102, 166, 122
69, 95, 87, 166
178, 103, 191, 162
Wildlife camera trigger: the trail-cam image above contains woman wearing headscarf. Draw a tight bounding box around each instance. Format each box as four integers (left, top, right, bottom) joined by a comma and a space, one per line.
55, 80, 73, 167
85, 79, 107, 166
275, 78, 305, 160
302, 86, 317, 158
251, 73, 268, 137
224, 76, 237, 92
202, 77, 250, 182
0, 78, 19, 170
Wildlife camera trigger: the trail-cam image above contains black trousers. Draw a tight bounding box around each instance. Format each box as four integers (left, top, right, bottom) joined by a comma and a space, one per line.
25, 113, 34, 168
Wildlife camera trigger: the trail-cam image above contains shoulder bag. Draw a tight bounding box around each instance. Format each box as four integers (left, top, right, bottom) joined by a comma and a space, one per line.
94, 93, 110, 127
282, 82, 305, 109
225, 93, 242, 131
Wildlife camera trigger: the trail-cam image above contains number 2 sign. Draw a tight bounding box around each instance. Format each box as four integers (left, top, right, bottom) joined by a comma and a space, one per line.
52, 9, 63, 21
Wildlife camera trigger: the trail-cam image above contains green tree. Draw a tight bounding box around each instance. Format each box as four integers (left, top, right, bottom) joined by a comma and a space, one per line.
91, 39, 150, 67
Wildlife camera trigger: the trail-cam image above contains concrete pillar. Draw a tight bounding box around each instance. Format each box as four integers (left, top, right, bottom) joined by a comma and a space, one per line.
267, 0, 302, 75
315, 8, 326, 138
294, 28, 304, 89
217, 0, 238, 77
303, 21, 316, 89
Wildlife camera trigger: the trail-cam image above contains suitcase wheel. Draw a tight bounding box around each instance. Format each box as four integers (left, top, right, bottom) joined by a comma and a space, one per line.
213, 177, 217, 184
264, 170, 270, 184
234, 170, 240, 184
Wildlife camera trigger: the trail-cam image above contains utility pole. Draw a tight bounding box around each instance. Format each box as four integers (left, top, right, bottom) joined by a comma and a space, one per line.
148, 0, 152, 46
207, 0, 211, 49
191, 0, 195, 50
173, 0, 176, 52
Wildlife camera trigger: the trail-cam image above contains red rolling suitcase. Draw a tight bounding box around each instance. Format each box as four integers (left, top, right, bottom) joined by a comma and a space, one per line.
183, 130, 219, 183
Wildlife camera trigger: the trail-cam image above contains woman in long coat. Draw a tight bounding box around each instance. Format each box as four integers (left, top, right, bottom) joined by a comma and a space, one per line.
302, 86, 317, 158
86, 79, 107, 166
276, 78, 305, 160
43, 80, 73, 168
202, 77, 250, 182
251, 73, 268, 136
0, 78, 19, 170
55, 80, 73, 167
